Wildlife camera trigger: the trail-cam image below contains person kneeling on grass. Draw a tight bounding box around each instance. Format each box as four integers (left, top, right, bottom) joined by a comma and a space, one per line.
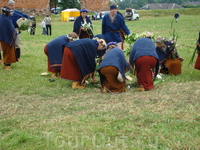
129, 38, 159, 91
155, 36, 183, 75
60, 38, 106, 89
98, 42, 130, 93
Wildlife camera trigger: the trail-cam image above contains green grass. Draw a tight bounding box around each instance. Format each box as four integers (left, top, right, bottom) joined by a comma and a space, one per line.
0, 10, 200, 149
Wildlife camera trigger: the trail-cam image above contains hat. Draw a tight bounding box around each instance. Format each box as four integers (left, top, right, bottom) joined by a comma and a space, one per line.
110, 5, 118, 10
80, 9, 88, 13
2, 6, 12, 12
106, 42, 118, 49
8, 0, 15, 5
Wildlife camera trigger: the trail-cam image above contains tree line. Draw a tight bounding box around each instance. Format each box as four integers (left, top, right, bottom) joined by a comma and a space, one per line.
51, 0, 200, 11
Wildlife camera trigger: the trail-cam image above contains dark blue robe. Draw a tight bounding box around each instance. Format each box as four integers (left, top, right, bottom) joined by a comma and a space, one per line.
0, 14, 17, 46
65, 38, 98, 77
98, 47, 129, 83
46, 35, 70, 71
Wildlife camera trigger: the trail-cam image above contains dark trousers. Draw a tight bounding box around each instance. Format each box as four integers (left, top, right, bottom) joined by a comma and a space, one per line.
46, 25, 52, 36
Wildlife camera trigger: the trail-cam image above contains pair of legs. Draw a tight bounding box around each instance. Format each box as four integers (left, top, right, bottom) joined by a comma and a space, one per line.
46, 25, 52, 36
134, 56, 157, 91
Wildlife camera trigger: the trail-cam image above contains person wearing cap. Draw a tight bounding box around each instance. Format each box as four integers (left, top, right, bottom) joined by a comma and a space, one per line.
44, 32, 79, 78
102, 5, 130, 50
174, 12, 179, 23
155, 36, 183, 75
129, 38, 159, 91
97, 42, 129, 93
60, 38, 106, 89
0, 6, 17, 71
73, 9, 93, 39
8, 0, 30, 62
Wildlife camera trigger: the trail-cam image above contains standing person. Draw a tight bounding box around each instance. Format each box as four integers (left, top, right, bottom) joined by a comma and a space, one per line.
30, 13, 36, 35
8, 0, 29, 62
73, 9, 93, 39
174, 12, 179, 23
94, 11, 98, 20
155, 36, 183, 75
39, 18, 47, 35
0, 6, 17, 71
44, 15, 52, 36
44, 32, 79, 78
193, 31, 200, 70
60, 38, 106, 89
98, 42, 129, 93
129, 38, 159, 91
102, 5, 130, 50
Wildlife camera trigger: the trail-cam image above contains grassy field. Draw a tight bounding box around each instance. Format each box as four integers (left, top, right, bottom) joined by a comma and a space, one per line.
0, 9, 200, 149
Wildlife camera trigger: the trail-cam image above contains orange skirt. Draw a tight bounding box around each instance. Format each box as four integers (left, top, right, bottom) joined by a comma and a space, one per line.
0, 41, 16, 64
164, 59, 181, 75
194, 52, 200, 70
135, 56, 157, 90
60, 47, 82, 81
99, 66, 126, 93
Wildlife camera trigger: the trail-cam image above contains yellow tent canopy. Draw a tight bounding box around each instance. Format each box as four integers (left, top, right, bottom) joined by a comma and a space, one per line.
61, 8, 80, 22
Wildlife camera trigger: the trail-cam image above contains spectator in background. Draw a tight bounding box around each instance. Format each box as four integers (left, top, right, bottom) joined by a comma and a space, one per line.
73, 9, 93, 39
174, 12, 179, 23
30, 13, 36, 35
8, 0, 29, 62
0, 6, 17, 70
102, 5, 130, 50
40, 18, 47, 35
44, 15, 52, 36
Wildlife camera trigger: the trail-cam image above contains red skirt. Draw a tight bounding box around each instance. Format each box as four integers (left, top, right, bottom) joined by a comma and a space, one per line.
60, 47, 82, 81
194, 52, 200, 70
135, 56, 157, 90
99, 66, 126, 93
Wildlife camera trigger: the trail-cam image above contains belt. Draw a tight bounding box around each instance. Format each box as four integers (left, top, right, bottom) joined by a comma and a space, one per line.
109, 30, 120, 33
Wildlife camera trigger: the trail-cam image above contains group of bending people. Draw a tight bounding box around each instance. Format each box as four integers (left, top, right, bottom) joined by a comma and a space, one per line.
44, 4, 185, 93
44, 31, 184, 93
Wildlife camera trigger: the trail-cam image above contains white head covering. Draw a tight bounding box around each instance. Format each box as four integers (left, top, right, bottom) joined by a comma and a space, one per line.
8, 0, 15, 5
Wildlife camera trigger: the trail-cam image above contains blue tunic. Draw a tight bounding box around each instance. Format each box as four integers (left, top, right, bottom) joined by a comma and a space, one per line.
0, 14, 17, 46
98, 48, 129, 83
102, 14, 130, 43
9, 10, 30, 28
65, 39, 98, 77
46, 35, 70, 70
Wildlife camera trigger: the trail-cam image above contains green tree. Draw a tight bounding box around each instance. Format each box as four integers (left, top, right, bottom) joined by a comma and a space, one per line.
58, 0, 80, 10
